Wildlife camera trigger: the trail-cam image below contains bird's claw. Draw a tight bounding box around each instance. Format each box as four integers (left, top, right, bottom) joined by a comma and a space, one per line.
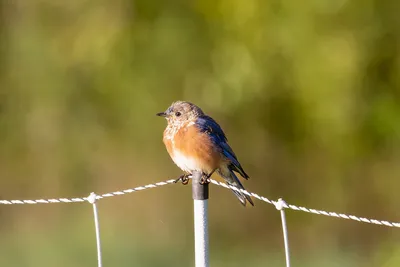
174, 173, 210, 185
174, 174, 190, 185
200, 176, 210, 185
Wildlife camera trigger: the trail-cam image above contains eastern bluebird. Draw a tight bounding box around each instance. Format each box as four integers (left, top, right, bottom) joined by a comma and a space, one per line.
157, 101, 254, 206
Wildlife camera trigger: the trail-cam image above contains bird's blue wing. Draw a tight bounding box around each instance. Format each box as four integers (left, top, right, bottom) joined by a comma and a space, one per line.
195, 116, 227, 144
196, 116, 249, 179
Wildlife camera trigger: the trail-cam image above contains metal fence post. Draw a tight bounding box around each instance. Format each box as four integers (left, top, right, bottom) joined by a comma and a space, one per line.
192, 171, 210, 267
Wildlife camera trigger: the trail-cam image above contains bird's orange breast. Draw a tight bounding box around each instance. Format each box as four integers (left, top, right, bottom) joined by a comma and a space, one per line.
163, 122, 222, 174
163, 126, 175, 158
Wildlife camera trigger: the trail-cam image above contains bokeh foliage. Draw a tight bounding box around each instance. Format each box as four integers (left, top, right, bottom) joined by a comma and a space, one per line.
0, 0, 399, 266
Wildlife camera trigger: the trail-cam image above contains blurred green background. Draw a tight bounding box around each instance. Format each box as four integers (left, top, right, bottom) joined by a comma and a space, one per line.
0, 0, 399, 266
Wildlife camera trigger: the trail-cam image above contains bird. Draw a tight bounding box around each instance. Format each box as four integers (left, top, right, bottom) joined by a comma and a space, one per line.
157, 101, 254, 206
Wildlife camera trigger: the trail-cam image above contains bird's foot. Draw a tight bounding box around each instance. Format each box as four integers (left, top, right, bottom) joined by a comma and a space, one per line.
174, 174, 190, 185
200, 173, 211, 185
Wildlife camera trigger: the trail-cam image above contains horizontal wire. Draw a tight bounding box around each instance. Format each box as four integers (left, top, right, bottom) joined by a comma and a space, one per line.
0, 179, 177, 205
208, 179, 400, 228
0, 178, 399, 228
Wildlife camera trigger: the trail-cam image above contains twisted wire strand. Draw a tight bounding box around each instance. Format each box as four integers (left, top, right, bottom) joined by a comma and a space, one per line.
0, 179, 177, 205
0, 178, 399, 228
209, 179, 400, 228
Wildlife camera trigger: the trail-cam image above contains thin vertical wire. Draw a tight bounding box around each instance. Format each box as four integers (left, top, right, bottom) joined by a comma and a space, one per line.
88, 192, 103, 267
275, 198, 291, 267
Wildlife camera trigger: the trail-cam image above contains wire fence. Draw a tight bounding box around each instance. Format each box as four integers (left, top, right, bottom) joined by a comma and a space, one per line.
1, 178, 399, 227
0, 178, 399, 267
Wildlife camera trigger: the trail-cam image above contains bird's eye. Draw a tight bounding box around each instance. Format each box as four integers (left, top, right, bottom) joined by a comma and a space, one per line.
175, 112, 181, 117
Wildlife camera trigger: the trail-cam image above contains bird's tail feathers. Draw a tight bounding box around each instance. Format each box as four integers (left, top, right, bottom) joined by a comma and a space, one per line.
229, 163, 250, 179
218, 167, 254, 206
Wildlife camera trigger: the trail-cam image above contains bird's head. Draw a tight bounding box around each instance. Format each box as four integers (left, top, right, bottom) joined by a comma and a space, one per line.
157, 101, 204, 126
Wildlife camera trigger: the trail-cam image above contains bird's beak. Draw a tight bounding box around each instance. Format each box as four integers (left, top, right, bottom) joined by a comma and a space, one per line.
156, 112, 167, 117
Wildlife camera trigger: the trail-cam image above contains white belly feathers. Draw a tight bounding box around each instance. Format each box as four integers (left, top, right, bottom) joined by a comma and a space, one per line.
171, 150, 202, 173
